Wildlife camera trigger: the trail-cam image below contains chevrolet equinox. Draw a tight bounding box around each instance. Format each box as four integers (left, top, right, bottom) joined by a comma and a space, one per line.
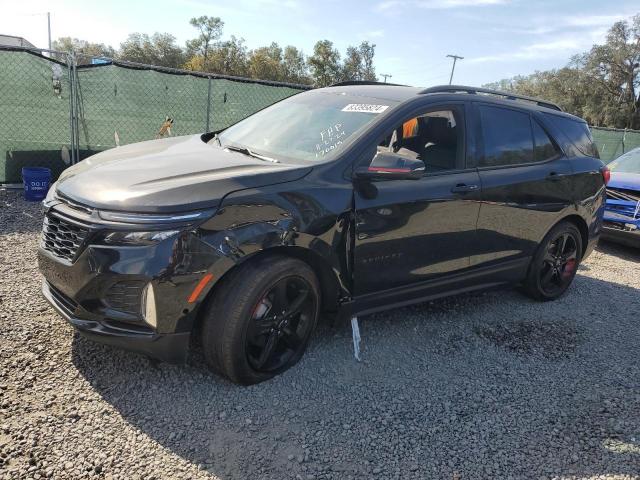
39, 83, 607, 384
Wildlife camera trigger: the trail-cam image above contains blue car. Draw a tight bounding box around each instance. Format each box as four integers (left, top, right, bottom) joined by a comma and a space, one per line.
602, 147, 640, 247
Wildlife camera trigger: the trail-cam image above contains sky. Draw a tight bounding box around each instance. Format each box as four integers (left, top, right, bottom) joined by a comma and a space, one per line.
1, 0, 638, 87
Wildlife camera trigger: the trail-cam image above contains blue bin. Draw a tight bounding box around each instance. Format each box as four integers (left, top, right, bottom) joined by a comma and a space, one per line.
22, 167, 52, 202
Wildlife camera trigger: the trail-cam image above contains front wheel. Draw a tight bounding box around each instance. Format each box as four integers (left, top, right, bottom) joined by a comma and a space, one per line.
201, 255, 320, 385
522, 221, 583, 301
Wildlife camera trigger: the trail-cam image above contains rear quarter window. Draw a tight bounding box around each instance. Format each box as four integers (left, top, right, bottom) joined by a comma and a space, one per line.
543, 113, 599, 158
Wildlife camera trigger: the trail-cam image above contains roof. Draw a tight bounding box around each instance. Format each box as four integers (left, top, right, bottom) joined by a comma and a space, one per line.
321, 84, 422, 102
0, 34, 35, 48
318, 82, 569, 115
420, 85, 562, 111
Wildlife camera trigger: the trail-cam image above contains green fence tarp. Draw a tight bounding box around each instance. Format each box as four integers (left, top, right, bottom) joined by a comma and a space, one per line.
74, 66, 302, 151
0, 50, 72, 183
3, 48, 640, 183
0, 49, 305, 183
591, 127, 640, 163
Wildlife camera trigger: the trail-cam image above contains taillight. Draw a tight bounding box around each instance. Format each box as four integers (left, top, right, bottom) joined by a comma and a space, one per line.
601, 166, 610, 185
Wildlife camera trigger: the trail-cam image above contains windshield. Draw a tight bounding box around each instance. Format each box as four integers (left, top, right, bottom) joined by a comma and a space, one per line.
214, 90, 397, 162
609, 149, 640, 174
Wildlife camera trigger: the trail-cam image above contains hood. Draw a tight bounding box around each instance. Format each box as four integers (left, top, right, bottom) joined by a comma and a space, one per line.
56, 135, 312, 213
608, 172, 640, 191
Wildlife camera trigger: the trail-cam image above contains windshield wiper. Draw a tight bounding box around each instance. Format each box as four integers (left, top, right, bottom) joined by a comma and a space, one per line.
224, 144, 279, 163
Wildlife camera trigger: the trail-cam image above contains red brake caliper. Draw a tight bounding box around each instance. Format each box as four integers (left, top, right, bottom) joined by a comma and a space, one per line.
562, 259, 576, 279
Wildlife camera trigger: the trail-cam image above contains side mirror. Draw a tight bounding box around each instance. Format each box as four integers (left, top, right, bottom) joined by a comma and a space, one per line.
354, 151, 425, 181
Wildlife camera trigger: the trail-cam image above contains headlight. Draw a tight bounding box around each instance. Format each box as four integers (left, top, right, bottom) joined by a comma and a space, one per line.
98, 209, 215, 224
103, 230, 179, 245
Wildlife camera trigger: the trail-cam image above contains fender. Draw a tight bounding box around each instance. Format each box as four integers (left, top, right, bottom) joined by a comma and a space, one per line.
185, 176, 355, 324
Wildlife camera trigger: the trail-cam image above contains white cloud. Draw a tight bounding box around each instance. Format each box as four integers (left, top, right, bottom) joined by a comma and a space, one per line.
468, 39, 583, 64
376, 0, 510, 12
565, 14, 629, 28
465, 11, 637, 65
490, 12, 634, 36
361, 29, 385, 39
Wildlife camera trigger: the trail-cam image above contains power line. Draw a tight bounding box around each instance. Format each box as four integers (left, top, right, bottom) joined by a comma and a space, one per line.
446, 54, 464, 85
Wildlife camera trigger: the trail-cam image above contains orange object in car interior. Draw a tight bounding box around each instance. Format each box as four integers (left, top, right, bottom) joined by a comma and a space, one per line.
403, 118, 418, 138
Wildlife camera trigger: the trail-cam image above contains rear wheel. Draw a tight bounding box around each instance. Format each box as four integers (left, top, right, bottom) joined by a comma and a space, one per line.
523, 221, 582, 301
201, 255, 320, 385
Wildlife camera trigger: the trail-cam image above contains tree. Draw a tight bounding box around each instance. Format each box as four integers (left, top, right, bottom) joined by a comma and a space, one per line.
342, 45, 362, 81
341, 41, 377, 82
579, 15, 640, 128
248, 42, 284, 81
309, 40, 342, 87
358, 41, 377, 81
51, 37, 115, 63
118, 33, 185, 68
54, 16, 378, 87
282, 46, 311, 84
186, 16, 224, 65
484, 13, 640, 129
207, 36, 250, 77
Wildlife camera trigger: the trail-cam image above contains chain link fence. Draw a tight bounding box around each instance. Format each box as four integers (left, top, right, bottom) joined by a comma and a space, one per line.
0, 48, 73, 184
2, 45, 640, 184
591, 126, 640, 163
0, 46, 310, 184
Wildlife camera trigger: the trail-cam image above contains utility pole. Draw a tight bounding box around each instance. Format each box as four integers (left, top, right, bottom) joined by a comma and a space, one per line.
446, 54, 463, 85
380, 73, 392, 83
47, 12, 51, 50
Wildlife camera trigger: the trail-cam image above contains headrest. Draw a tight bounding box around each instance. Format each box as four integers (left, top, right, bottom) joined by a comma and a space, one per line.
425, 117, 456, 146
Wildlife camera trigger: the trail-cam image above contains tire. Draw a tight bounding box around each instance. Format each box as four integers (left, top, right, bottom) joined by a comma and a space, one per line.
201, 255, 320, 385
522, 221, 583, 301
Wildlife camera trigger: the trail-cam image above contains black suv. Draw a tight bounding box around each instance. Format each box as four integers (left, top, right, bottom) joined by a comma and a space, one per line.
39, 83, 607, 384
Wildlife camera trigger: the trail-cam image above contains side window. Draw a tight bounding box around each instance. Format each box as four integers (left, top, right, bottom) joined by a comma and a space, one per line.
479, 105, 533, 167
543, 113, 599, 158
531, 119, 559, 162
378, 108, 463, 174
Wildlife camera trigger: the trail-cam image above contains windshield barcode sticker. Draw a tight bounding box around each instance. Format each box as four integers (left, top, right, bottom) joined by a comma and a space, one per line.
341, 104, 389, 114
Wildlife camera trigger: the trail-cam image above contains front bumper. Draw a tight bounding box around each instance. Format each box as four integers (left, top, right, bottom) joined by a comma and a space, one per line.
37, 201, 233, 363
43, 280, 191, 363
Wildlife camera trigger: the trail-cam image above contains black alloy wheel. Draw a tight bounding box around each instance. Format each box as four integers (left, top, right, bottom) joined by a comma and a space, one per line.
538, 232, 579, 297
201, 255, 320, 385
523, 221, 583, 301
246, 276, 315, 373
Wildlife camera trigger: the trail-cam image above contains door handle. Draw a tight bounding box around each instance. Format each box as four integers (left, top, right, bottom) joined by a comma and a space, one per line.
451, 183, 479, 193
546, 172, 565, 181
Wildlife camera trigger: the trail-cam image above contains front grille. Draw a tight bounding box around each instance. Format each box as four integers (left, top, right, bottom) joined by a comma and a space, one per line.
104, 280, 145, 316
47, 282, 79, 316
41, 214, 90, 262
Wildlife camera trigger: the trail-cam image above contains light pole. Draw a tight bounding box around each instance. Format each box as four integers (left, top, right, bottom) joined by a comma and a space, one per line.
380, 73, 392, 83
446, 54, 463, 85
47, 12, 51, 50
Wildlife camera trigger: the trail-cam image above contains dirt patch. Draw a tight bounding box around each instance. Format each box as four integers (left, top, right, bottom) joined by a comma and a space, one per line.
474, 320, 582, 358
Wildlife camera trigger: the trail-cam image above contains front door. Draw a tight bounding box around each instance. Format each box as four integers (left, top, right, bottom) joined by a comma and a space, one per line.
353, 104, 482, 296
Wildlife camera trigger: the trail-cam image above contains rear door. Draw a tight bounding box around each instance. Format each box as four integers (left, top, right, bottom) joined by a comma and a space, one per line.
472, 103, 573, 269
353, 102, 482, 296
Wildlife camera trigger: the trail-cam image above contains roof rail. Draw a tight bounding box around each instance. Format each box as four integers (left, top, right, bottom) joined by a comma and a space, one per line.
329, 80, 406, 87
419, 85, 563, 111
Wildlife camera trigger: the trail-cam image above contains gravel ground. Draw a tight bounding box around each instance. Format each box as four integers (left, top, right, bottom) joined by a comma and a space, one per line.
1, 187, 639, 480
